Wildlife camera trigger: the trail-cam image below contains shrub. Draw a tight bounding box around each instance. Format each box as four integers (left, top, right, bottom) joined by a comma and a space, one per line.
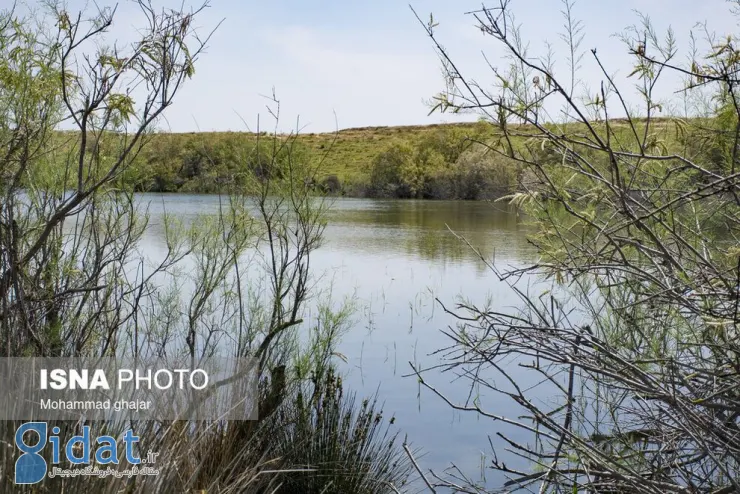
414, 1, 740, 492
267, 367, 412, 494
448, 143, 520, 200
321, 174, 342, 194
369, 141, 415, 197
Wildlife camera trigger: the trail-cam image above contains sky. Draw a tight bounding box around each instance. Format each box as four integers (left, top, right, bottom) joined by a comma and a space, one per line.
56, 0, 740, 132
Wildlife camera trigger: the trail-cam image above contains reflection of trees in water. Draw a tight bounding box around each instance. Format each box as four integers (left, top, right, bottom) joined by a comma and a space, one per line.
426, 231, 524, 276
325, 200, 535, 265
135, 196, 536, 267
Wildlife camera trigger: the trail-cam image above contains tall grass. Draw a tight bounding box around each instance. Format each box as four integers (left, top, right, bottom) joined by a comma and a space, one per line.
267, 366, 412, 494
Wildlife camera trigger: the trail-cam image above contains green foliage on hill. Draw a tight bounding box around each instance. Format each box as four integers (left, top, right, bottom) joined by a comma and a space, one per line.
44, 117, 703, 200
44, 122, 501, 197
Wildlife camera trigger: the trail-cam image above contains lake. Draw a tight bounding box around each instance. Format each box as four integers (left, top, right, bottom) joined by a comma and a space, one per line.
137, 194, 541, 489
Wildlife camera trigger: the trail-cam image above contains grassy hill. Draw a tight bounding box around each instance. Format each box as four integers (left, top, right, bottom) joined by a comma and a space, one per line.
134, 122, 489, 192
297, 122, 487, 184
43, 117, 701, 200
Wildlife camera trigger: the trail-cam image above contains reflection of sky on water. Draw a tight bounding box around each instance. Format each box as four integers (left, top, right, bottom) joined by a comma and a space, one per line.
134, 193, 556, 489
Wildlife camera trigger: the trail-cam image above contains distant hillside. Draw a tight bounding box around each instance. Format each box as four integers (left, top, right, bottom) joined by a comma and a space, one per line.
45, 118, 699, 199
151, 121, 487, 186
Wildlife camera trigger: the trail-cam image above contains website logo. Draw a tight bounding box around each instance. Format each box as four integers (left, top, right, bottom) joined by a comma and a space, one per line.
14, 422, 157, 484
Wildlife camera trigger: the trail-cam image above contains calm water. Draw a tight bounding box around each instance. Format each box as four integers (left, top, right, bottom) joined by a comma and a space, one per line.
137, 194, 541, 488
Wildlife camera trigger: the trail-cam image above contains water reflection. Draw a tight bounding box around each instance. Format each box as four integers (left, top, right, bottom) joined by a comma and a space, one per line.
134, 194, 534, 264
322, 198, 533, 264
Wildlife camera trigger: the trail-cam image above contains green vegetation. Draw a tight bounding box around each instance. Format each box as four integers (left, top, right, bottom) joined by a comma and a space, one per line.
7, 0, 740, 491
410, 1, 740, 492
84, 122, 512, 198
57, 117, 683, 200
0, 3, 409, 493
267, 366, 411, 494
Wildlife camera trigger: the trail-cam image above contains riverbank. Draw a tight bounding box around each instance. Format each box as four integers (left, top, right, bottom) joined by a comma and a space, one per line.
51, 117, 685, 200
126, 121, 514, 199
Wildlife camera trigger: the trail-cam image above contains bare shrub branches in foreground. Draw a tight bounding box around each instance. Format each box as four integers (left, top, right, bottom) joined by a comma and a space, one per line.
0, 3, 409, 492
412, 1, 740, 492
